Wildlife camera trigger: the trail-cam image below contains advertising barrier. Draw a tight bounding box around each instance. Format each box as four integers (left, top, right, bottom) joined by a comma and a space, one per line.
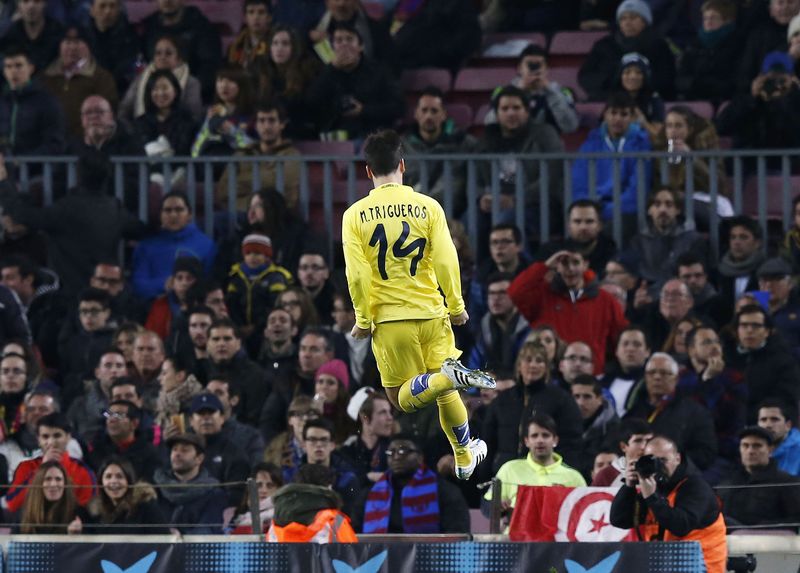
6, 540, 705, 573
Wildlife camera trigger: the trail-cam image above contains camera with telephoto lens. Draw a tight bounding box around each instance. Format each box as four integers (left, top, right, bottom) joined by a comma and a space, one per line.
634, 454, 665, 481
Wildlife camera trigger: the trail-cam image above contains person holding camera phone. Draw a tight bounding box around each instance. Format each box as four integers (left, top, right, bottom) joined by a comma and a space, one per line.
716, 51, 800, 159
610, 434, 727, 573
484, 44, 579, 135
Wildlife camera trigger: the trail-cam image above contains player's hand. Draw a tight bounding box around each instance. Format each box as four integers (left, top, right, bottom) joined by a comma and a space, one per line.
450, 310, 468, 325
351, 325, 370, 339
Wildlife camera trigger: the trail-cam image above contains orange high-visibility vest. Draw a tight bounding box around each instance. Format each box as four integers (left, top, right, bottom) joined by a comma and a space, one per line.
638, 479, 727, 573
266, 509, 358, 543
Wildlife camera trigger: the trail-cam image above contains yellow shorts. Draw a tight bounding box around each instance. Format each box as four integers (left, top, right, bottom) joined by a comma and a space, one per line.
371, 317, 461, 388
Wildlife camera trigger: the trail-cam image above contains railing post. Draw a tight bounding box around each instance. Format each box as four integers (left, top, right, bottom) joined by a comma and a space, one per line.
247, 477, 263, 536
489, 478, 503, 534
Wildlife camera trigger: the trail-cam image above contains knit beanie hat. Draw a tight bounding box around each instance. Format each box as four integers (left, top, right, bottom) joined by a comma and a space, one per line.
789, 13, 800, 42
242, 234, 273, 258
172, 255, 203, 278
315, 359, 350, 390
617, 0, 653, 26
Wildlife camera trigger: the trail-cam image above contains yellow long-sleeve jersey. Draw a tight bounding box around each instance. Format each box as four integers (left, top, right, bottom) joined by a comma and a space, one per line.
342, 183, 465, 329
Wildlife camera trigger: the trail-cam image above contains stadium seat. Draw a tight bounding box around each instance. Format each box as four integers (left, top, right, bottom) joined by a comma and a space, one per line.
452, 67, 516, 109
125, 1, 156, 24
742, 175, 800, 219
476, 32, 546, 68
548, 67, 586, 102
446, 103, 474, 131
401, 68, 453, 94
548, 31, 608, 67
473, 103, 491, 126
187, 1, 244, 35
575, 102, 605, 128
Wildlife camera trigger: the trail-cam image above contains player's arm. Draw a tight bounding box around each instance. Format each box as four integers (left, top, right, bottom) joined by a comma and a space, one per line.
429, 203, 466, 317
342, 209, 373, 330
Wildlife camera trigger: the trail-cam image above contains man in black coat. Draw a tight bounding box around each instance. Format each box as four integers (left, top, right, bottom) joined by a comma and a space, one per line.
392, 0, 481, 71
481, 364, 583, 474
725, 304, 800, 422
188, 393, 250, 506
718, 426, 800, 527
0, 284, 30, 345
624, 352, 718, 470
200, 318, 270, 428
259, 327, 334, 442
0, 0, 63, 73
86, 400, 162, 483
6, 147, 145, 296
736, 0, 800, 92
306, 21, 404, 140
86, 0, 141, 93
141, 0, 222, 102
0, 46, 65, 156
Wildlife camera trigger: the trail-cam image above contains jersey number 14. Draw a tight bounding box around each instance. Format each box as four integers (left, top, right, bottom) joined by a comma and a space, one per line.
369, 221, 427, 280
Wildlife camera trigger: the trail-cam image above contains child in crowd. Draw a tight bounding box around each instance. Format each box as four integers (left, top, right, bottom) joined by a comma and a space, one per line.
226, 234, 293, 336
145, 256, 202, 340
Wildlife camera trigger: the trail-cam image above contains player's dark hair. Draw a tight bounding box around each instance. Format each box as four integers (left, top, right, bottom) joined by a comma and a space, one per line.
363, 130, 404, 177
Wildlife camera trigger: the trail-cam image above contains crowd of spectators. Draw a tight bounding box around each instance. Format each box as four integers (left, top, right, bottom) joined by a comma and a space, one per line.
0, 0, 796, 538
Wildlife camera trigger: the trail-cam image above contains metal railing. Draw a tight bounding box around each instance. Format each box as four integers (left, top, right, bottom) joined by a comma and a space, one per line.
6, 149, 800, 260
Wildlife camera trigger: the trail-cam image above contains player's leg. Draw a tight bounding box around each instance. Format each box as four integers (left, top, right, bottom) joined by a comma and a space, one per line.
421, 318, 493, 480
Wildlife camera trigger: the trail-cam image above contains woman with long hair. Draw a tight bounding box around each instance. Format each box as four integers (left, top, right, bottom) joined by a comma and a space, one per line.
19, 461, 86, 534
275, 287, 320, 336
86, 457, 168, 534
227, 462, 283, 534
652, 105, 732, 230
662, 316, 704, 366
525, 325, 566, 379
191, 66, 256, 159
482, 341, 583, 474
258, 25, 320, 138
313, 359, 356, 444
614, 52, 664, 141
119, 35, 203, 124
113, 322, 145, 369
264, 395, 321, 483
155, 354, 204, 431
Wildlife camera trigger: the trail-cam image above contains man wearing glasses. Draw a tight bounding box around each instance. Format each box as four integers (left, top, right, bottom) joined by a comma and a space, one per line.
86, 400, 161, 483
509, 245, 628, 373
301, 419, 359, 515
727, 304, 800, 421
353, 433, 469, 534
623, 352, 717, 472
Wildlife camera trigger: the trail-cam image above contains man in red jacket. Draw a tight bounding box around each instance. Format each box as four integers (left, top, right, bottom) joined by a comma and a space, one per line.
508, 246, 627, 373
6, 413, 96, 512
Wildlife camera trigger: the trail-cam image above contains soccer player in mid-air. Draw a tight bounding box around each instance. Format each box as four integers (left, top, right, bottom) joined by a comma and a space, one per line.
342, 129, 495, 480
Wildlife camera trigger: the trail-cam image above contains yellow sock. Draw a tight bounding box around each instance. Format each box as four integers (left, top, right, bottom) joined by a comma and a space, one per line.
397, 372, 451, 413
436, 390, 472, 468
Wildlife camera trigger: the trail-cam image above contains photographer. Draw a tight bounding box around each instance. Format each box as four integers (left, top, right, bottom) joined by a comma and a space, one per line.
716, 51, 800, 161
610, 435, 727, 573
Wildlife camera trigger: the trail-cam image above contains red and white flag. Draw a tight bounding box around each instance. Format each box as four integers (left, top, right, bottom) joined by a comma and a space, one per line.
509, 486, 636, 542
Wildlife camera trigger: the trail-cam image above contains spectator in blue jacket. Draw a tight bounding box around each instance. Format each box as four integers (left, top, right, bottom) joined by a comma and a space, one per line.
758, 399, 800, 476
132, 191, 216, 301
571, 92, 652, 235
